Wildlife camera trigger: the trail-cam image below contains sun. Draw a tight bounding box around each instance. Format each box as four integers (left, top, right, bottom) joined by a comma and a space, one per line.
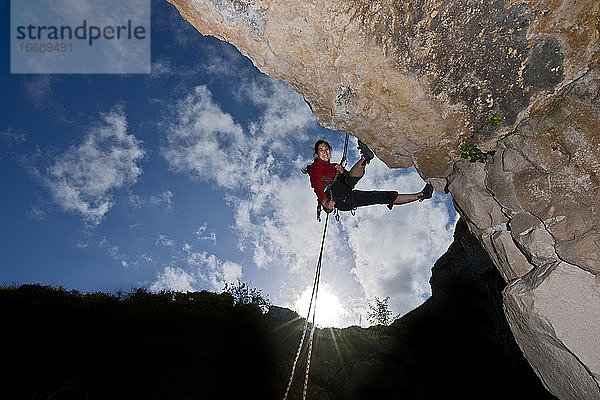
294, 285, 344, 328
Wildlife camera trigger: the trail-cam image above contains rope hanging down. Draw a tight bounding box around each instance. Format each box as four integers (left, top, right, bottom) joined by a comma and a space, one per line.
282, 132, 350, 400
281, 212, 329, 400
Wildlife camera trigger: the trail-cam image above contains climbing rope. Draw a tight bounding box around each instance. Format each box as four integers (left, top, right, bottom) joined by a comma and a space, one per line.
282, 212, 329, 400
282, 132, 350, 400
340, 130, 350, 169
302, 253, 323, 400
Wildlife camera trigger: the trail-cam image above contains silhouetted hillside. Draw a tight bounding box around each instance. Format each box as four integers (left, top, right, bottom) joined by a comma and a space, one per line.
0, 286, 278, 399
1, 221, 556, 399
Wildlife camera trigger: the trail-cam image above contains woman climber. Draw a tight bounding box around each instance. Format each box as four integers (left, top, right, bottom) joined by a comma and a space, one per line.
305, 139, 433, 213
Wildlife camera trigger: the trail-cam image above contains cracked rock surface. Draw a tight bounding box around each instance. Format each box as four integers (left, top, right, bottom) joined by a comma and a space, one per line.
167, 0, 600, 397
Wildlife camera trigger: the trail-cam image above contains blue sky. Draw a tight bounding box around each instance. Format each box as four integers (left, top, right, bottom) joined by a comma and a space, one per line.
1, 0, 458, 327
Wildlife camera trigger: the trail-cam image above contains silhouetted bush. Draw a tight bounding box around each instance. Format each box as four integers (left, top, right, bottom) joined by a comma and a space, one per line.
223, 280, 271, 313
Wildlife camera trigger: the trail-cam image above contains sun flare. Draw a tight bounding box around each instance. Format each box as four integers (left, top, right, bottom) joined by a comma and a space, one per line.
294, 285, 345, 328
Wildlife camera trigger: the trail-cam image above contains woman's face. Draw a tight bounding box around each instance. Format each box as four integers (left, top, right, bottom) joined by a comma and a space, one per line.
317, 143, 331, 161
316, 143, 331, 162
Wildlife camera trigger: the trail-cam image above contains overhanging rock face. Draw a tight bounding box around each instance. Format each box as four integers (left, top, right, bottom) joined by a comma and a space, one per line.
166, 0, 600, 397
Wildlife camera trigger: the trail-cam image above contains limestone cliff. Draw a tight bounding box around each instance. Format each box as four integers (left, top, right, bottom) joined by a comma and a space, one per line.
166, 0, 600, 398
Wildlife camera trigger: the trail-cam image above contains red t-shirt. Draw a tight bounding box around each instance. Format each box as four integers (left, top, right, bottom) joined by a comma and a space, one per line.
308, 158, 337, 203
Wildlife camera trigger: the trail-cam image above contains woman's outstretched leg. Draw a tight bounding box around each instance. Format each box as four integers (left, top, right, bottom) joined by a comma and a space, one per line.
349, 157, 367, 178
348, 140, 375, 177
392, 193, 421, 205
392, 183, 434, 205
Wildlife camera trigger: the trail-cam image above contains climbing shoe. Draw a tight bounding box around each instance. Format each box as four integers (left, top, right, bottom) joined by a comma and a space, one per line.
357, 140, 374, 165
418, 183, 434, 201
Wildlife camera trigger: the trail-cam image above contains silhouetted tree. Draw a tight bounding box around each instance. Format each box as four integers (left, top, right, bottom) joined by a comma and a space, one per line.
222, 281, 271, 313
367, 296, 393, 326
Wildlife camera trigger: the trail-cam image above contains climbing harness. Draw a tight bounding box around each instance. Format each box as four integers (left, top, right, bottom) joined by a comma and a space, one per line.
314, 132, 351, 222
283, 133, 350, 400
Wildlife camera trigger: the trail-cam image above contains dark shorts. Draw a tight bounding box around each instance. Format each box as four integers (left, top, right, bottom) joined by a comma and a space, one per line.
330, 174, 397, 211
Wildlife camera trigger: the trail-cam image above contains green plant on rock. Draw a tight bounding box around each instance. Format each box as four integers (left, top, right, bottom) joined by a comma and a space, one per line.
489, 114, 502, 126
460, 143, 496, 163
460, 115, 502, 163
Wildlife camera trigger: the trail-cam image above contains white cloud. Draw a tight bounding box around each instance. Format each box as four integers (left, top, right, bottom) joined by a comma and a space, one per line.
163, 85, 249, 189
148, 41, 246, 82
100, 237, 120, 259
99, 236, 136, 268
150, 267, 195, 292
1, 127, 27, 145
241, 79, 313, 144
148, 57, 204, 81
232, 173, 347, 273
129, 190, 174, 210
222, 261, 243, 284
43, 107, 145, 225
127, 194, 143, 208
182, 243, 243, 290
22, 76, 55, 108
150, 59, 174, 78
162, 80, 320, 273
150, 191, 174, 208
150, 242, 244, 293
20, 76, 68, 119
27, 205, 46, 220
196, 222, 216, 245
155, 234, 175, 247
163, 80, 314, 189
